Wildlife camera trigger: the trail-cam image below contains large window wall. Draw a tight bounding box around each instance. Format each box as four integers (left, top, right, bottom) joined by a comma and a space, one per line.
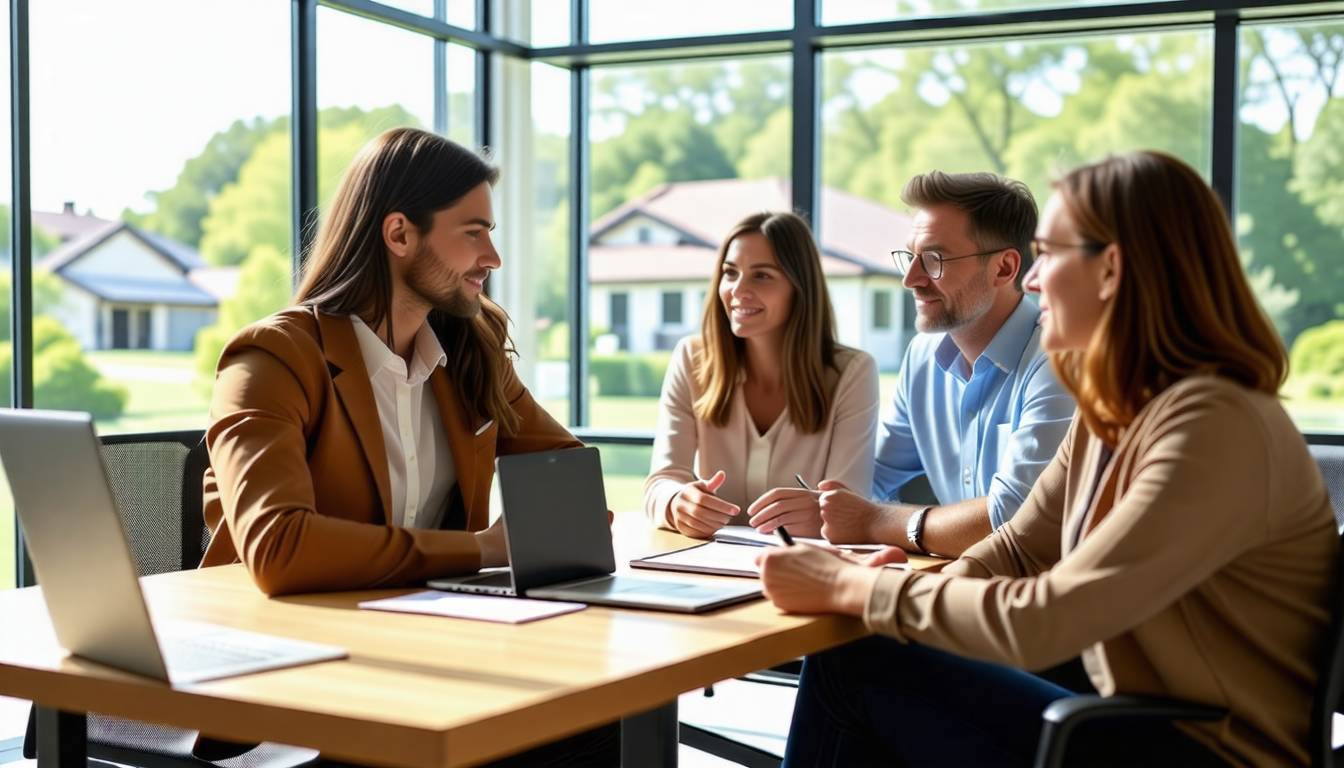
5, 0, 1344, 588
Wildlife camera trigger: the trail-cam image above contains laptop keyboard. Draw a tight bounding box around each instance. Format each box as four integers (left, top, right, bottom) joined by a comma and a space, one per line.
156, 621, 345, 681
162, 634, 280, 675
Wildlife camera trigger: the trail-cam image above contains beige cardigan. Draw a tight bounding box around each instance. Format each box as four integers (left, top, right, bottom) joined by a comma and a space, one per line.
865, 375, 1337, 766
644, 336, 880, 530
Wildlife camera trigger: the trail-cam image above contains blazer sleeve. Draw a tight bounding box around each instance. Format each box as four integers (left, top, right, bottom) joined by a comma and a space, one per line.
644, 338, 702, 529
206, 324, 483, 596
822, 350, 880, 495
864, 392, 1281, 672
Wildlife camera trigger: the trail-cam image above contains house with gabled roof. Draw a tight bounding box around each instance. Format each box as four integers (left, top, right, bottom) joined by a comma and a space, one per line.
588, 177, 913, 370
32, 204, 231, 351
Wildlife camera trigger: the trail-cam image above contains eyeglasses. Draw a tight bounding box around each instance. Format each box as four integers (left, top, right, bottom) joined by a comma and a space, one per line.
889, 247, 1010, 280
1029, 238, 1105, 261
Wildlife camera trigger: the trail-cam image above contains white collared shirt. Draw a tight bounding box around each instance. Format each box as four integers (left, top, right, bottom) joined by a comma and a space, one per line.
350, 315, 455, 529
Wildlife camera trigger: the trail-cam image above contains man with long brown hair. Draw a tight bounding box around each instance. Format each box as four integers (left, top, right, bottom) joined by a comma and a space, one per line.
200, 127, 619, 765
200, 127, 584, 596
818, 170, 1075, 558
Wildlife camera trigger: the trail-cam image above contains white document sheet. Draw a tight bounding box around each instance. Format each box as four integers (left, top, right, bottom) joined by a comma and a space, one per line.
358, 591, 586, 624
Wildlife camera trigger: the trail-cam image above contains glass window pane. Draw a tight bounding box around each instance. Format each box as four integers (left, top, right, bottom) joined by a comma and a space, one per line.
447, 0, 476, 30
823, 0, 1183, 26
595, 443, 653, 518
447, 43, 477, 146
319, 8, 435, 189
587, 0, 791, 44
587, 56, 791, 431
377, 0, 435, 17
820, 32, 1212, 370
531, 0, 571, 48
529, 62, 572, 426
1238, 20, 1344, 433
27, 0, 289, 438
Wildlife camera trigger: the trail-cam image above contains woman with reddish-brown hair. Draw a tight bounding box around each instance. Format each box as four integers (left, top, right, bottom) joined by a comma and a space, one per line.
759, 151, 1338, 767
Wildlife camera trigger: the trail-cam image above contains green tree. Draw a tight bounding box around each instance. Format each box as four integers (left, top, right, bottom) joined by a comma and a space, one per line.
193, 243, 294, 394
123, 117, 282, 248
189, 105, 423, 266
590, 106, 735, 218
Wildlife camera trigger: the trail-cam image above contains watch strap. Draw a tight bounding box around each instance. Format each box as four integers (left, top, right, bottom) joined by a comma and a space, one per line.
907, 505, 933, 555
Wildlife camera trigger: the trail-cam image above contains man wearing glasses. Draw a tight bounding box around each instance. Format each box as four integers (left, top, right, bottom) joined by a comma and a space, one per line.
818, 171, 1075, 559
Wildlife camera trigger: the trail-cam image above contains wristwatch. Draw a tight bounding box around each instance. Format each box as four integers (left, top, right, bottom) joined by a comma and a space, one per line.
906, 506, 933, 555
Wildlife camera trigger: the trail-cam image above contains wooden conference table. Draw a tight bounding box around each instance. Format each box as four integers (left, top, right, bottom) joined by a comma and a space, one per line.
0, 515, 941, 768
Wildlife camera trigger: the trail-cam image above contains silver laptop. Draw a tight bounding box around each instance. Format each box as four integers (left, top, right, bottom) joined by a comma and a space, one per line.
0, 408, 347, 685
428, 447, 762, 613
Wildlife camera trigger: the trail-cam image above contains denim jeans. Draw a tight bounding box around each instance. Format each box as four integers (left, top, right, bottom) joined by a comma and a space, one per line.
782, 636, 1230, 768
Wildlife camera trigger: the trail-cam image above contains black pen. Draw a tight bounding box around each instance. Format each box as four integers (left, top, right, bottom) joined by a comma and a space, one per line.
773, 474, 814, 547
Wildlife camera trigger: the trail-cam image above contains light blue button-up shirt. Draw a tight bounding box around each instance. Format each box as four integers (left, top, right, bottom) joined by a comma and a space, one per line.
873, 297, 1075, 529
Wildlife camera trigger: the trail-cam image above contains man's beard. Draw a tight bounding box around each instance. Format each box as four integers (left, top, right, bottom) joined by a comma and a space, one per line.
913, 265, 994, 333
405, 242, 485, 319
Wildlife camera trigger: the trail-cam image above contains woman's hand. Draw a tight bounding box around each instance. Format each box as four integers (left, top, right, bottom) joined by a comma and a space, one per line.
756, 544, 885, 617
670, 470, 741, 538
748, 487, 823, 538
474, 517, 508, 567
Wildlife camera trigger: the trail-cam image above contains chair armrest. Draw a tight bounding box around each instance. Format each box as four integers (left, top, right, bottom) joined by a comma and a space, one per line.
1034, 695, 1227, 768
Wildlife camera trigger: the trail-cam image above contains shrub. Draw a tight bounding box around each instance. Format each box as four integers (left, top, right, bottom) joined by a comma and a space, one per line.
0, 316, 128, 419
1289, 319, 1344, 399
589, 352, 672, 397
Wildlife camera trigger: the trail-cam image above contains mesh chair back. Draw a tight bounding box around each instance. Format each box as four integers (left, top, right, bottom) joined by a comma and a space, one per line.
1311, 444, 1344, 533
100, 430, 209, 577
1309, 444, 1344, 768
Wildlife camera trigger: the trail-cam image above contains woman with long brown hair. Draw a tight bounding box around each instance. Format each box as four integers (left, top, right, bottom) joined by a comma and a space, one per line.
644, 211, 880, 539
758, 151, 1338, 766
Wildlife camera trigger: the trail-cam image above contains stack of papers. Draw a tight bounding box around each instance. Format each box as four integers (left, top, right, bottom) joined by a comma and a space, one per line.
358, 591, 585, 624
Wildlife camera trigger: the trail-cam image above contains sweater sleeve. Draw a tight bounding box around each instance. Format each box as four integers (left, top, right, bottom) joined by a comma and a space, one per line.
865, 386, 1276, 672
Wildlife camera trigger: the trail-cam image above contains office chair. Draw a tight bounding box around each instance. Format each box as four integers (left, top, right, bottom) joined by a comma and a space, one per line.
1033, 443, 1344, 768
21, 429, 319, 768
679, 476, 941, 767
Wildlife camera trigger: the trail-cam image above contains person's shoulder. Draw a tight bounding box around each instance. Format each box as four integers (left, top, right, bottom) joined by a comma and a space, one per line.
1143, 375, 1295, 443
671, 334, 704, 366
833, 345, 877, 375
226, 306, 328, 357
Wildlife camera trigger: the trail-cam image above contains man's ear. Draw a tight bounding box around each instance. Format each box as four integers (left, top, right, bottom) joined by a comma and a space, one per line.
383, 212, 413, 259
993, 248, 1022, 288
1098, 243, 1123, 301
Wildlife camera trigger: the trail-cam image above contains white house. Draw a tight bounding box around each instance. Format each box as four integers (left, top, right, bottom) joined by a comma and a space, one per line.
33, 205, 232, 351
588, 178, 912, 371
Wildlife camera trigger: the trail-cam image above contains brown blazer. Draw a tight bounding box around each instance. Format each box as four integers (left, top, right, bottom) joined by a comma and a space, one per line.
201, 307, 583, 596
865, 375, 1338, 766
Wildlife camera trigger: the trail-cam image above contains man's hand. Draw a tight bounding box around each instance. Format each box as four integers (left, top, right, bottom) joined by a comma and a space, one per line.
818, 480, 887, 544
474, 517, 508, 567
670, 470, 741, 538
747, 487, 822, 538
756, 544, 884, 617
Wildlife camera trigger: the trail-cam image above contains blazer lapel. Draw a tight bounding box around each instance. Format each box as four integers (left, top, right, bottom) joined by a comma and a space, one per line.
431, 370, 477, 523
318, 310, 394, 522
